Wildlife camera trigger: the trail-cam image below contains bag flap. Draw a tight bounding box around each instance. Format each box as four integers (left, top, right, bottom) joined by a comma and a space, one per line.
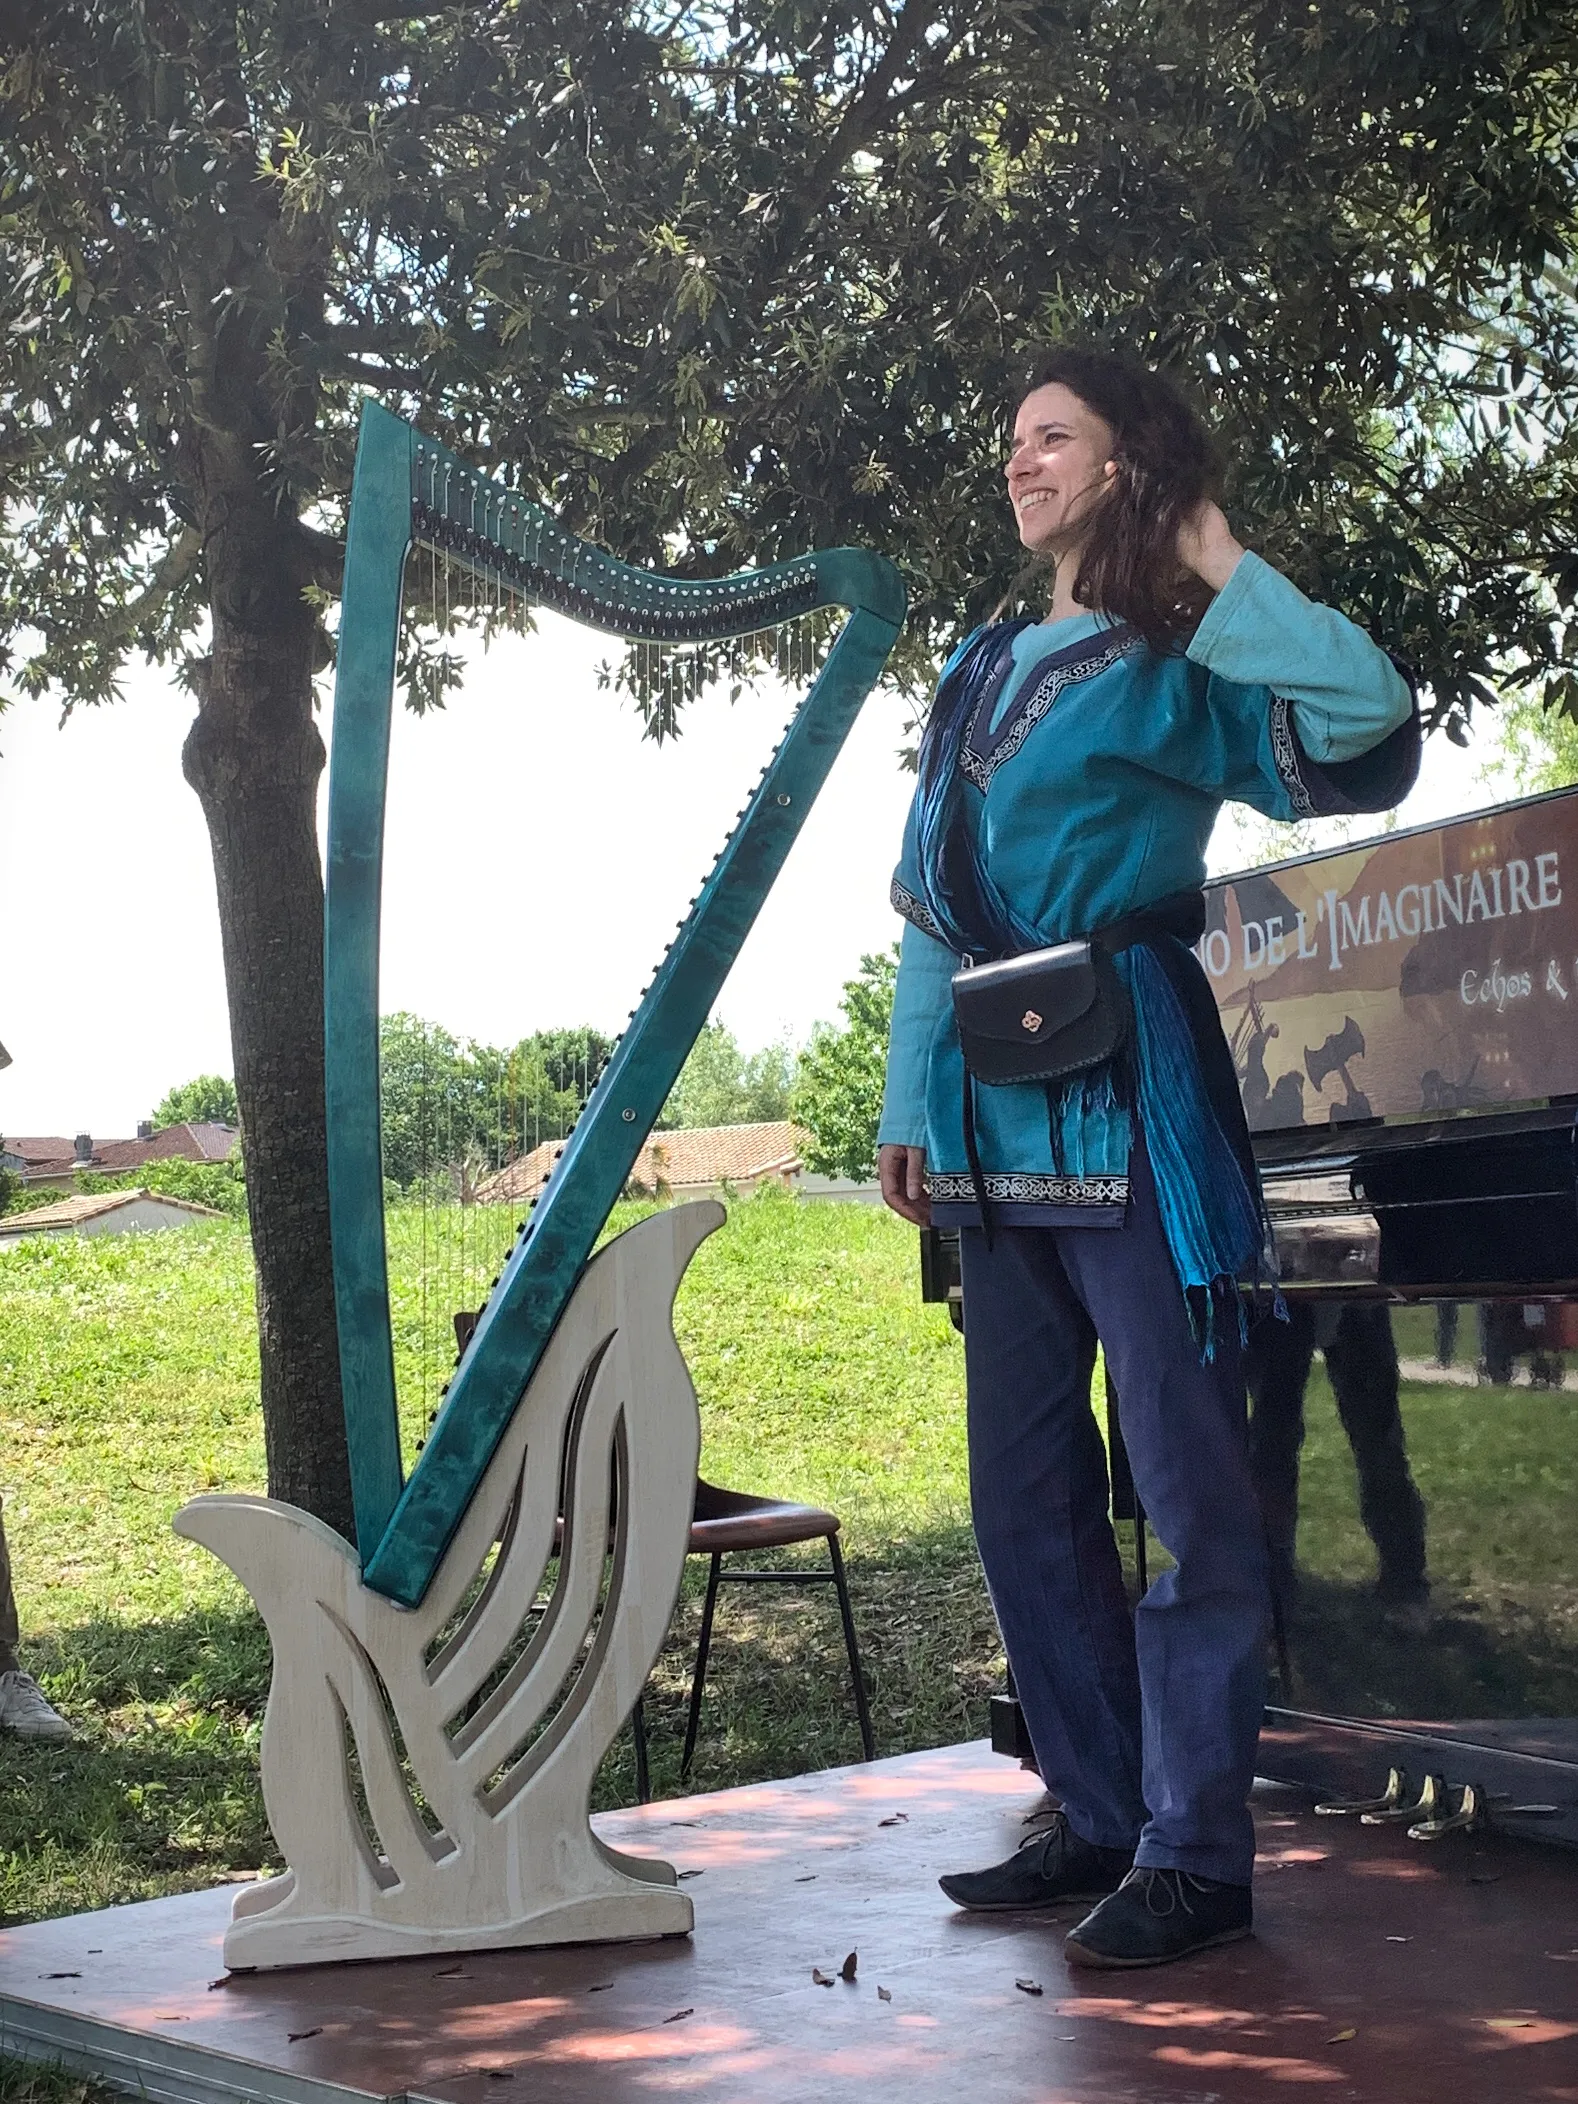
952, 942, 1099, 1047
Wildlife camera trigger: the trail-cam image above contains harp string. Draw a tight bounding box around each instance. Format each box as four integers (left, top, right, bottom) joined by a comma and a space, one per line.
388, 545, 834, 1454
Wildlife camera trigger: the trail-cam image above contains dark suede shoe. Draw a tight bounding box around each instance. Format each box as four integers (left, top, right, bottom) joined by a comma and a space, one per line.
1064, 1866, 1252, 1967
939, 1814, 1133, 1913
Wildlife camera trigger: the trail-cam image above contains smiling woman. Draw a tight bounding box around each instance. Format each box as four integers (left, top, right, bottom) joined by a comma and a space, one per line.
1003, 348, 1225, 642
875, 345, 1423, 1970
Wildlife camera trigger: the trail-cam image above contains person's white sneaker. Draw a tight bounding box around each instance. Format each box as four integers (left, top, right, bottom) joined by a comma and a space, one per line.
0, 1669, 72, 1740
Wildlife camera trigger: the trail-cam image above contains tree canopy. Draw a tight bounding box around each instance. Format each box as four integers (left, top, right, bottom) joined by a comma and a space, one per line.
791, 948, 898, 1181
378, 1015, 613, 1190
6, 0, 1578, 1526
8, 2, 1578, 722
659, 1020, 795, 1130
1487, 690, 1578, 793
152, 1073, 239, 1129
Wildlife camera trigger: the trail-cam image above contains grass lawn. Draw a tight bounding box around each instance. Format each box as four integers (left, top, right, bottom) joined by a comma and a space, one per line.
0, 1195, 997, 1937
0, 1195, 1574, 2099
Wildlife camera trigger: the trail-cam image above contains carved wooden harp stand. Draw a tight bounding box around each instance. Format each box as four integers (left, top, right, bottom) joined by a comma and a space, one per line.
176, 401, 905, 1969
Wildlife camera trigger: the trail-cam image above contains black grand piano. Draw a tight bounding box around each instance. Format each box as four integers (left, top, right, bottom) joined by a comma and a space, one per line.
921, 784, 1578, 1848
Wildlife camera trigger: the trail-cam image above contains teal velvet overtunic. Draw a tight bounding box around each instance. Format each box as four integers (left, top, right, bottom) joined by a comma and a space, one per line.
879, 552, 1419, 1235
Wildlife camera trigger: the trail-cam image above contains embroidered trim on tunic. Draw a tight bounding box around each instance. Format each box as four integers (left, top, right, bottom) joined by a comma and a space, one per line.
925, 1170, 1130, 1206
1268, 693, 1316, 819
959, 632, 1140, 792
890, 877, 948, 942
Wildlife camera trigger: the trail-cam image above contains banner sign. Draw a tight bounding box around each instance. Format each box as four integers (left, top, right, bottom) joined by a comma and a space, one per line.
1199, 788, 1578, 1133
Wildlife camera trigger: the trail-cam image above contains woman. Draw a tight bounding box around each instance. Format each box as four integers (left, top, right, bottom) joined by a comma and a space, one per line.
878, 348, 1418, 1969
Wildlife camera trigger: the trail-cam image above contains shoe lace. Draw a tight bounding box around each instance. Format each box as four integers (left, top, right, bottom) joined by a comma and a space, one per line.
1017, 1812, 1073, 1877
1121, 1867, 1218, 1919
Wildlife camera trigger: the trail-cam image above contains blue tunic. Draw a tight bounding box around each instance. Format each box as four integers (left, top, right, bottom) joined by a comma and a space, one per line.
879, 553, 1419, 1244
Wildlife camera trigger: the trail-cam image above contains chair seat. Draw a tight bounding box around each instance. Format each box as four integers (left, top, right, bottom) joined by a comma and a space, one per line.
688, 1477, 840, 1554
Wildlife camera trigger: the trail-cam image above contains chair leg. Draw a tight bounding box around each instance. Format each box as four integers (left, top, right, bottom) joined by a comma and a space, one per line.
631, 1692, 651, 1806
680, 1552, 724, 1782
828, 1533, 875, 1762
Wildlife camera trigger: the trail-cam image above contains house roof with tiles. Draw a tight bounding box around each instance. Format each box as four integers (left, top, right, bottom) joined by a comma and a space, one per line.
475, 1121, 808, 1207
4, 1123, 239, 1179
0, 1189, 224, 1239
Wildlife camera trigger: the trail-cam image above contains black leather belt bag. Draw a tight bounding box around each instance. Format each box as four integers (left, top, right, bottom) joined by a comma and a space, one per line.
952, 939, 1128, 1086
950, 890, 1206, 1088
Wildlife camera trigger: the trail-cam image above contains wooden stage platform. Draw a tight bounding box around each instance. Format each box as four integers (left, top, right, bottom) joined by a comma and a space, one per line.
1, 1742, 1574, 2103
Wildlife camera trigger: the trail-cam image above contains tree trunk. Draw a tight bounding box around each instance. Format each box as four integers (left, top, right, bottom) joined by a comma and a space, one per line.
182, 546, 355, 1541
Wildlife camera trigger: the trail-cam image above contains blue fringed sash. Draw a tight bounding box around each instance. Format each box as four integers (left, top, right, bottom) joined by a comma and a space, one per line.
1116, 943, 1281, 1356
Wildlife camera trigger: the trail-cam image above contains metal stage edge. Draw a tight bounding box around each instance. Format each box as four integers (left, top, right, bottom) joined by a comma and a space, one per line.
988, 1697, 1578, 1849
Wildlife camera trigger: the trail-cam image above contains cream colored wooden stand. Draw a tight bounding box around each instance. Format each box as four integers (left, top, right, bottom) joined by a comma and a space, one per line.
175, 1202, 722, 1972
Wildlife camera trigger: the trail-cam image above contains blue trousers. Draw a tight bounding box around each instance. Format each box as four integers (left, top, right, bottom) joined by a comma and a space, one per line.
959, 1136, 1270, 1886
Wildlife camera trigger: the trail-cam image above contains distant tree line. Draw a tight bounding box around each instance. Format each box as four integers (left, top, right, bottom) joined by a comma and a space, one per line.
374, 993, 894, 1192
97, 969, 895, 1219
376, 1014, 806, 1190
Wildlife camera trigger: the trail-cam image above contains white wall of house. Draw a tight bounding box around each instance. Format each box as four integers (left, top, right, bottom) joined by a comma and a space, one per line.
794, 1172, 885, 1205
0, 1195, 220, 1248
647, 1171, 882, 1207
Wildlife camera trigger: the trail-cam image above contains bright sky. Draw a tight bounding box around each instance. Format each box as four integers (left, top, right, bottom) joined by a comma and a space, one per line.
0, 610, 1507, 1141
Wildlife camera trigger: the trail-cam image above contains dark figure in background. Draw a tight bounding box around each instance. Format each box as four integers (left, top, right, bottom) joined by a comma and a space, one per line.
1244, 1303, 1429, 1617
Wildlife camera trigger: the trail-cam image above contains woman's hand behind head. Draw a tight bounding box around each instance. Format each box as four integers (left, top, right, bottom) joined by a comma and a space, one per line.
1175, 499, 1246, 594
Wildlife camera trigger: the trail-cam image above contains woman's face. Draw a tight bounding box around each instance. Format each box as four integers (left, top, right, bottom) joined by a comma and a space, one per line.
1004, 382, 1117, 554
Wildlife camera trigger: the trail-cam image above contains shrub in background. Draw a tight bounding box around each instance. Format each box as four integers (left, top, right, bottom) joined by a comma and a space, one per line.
78, 1155, 247, 1219
791, 948, 898, 1183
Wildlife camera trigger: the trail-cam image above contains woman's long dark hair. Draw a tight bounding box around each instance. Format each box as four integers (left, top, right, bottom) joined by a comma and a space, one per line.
1009, 346, 1220, 655
911, 348, 1220, 956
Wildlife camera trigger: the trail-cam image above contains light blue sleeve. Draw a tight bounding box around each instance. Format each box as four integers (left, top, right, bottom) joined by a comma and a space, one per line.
1186, 551, 1412, 762
877, 919, 955, 1150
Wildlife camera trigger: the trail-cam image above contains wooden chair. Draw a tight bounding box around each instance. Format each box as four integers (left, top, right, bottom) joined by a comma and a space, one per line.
671, 1477, 875, 1788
